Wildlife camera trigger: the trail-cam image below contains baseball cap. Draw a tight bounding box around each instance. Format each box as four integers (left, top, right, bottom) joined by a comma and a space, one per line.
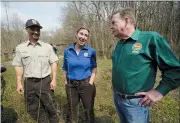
25, 19, 43, 29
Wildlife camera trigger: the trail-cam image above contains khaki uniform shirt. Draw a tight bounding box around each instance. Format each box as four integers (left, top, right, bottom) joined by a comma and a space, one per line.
12, 40, 59, 78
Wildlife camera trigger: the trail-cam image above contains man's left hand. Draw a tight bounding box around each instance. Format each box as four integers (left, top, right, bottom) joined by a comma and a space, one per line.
50, 80, 56, 90
135, 89, 164, 106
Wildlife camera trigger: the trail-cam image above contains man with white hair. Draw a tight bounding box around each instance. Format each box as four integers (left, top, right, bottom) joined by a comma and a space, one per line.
110, 8, 180, 123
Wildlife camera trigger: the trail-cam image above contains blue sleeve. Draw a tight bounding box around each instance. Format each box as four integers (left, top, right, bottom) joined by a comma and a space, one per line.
91, 50, 97, 68
62, 49, 68, 71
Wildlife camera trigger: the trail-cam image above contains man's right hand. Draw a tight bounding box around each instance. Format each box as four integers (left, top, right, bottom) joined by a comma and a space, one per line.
17, 84, 24, 94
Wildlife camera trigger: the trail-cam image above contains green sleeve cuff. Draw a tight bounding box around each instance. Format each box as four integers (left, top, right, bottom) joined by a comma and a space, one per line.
155, 82, 172, 96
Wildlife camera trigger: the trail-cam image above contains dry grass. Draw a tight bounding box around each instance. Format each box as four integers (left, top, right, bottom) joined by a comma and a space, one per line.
1, 58, 179, 123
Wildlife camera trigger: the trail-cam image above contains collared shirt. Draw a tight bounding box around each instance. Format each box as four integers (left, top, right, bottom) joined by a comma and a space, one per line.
112, 29, 180, 95
62, 43, 97, 80
12, 40, 59, 78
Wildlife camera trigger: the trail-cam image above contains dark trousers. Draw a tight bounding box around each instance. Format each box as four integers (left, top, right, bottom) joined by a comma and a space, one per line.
24, 75, 59, 123
65, 79, 96, 123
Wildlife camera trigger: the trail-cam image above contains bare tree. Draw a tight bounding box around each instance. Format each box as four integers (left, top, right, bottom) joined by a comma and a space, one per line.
54, 1, 180, 59
1, 2, 26, 60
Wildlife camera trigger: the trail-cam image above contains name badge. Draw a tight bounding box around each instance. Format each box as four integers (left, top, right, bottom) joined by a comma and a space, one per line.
84, 52, 88, 57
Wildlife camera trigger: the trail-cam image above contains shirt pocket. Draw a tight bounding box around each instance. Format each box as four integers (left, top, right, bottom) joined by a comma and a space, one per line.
21, 52, 30, 66
125, 53, 141, 71
80, 56, 91, 67
38, 54, 49, 66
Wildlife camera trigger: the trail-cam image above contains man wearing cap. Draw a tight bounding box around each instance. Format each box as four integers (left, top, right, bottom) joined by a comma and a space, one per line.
12, 19, 59, 123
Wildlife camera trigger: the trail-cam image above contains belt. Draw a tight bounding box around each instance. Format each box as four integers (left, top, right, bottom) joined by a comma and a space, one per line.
67, 77, 90, 86
26, 75, 50, 81
117, 92, 145, 99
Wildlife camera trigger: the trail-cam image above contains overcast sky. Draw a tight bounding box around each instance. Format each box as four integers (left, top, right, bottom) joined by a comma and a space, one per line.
1, 2, 67, 31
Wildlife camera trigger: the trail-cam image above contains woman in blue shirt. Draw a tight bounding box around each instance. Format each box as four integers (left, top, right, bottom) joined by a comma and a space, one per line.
62, 26, 97, 123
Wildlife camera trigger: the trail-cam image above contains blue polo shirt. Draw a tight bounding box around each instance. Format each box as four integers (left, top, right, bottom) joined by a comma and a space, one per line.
62, 43, 97, 80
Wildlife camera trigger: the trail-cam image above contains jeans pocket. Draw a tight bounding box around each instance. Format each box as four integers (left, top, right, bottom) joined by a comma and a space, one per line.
127, 98, 142, 106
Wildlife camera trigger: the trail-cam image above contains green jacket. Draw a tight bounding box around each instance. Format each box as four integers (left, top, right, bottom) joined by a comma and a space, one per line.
112, 29, 180, 95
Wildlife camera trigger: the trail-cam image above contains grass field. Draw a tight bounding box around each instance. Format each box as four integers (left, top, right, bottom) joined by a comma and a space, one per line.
1, 58, 179, 123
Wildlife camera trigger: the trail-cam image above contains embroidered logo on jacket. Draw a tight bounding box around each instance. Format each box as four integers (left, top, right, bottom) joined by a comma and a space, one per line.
132, 43, 142, 53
